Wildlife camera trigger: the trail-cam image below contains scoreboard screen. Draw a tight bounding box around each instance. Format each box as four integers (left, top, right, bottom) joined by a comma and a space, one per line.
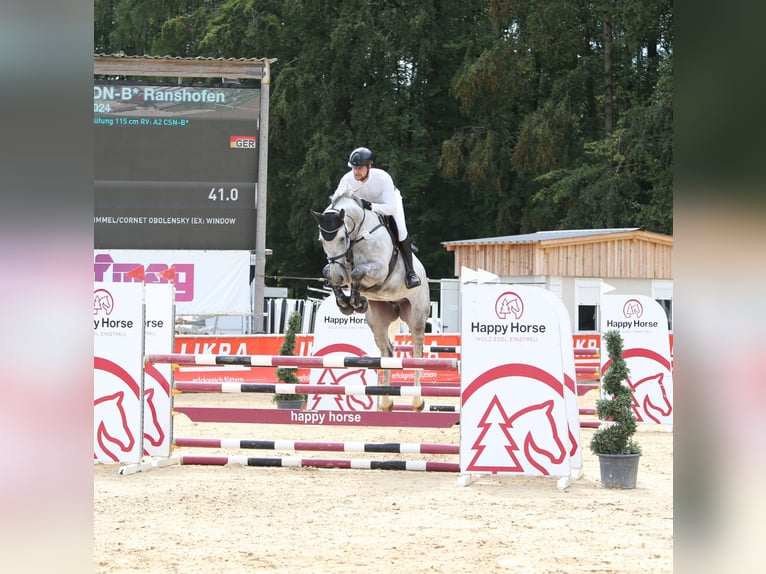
94, 82, 260, 249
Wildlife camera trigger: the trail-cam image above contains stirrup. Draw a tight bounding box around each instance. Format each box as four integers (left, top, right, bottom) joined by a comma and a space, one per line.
405, 272, 421, 289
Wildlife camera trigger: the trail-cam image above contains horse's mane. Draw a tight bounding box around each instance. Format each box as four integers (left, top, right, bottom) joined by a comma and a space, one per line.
329, 188, 362, 209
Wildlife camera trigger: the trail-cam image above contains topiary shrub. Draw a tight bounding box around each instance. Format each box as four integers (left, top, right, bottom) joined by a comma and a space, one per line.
272, 311, 307, 403
590, 330, 641, 455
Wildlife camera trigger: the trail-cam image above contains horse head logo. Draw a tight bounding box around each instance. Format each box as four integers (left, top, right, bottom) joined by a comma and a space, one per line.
495, 292, 524, 320
94, 391, 136, 461
623, 299, 643, 319
93, 288, 114, 316
467, 396, 567, 475
630, 372, 672, 423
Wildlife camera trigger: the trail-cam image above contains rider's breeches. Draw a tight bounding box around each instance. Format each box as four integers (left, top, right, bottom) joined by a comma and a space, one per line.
393, 193, 409, 242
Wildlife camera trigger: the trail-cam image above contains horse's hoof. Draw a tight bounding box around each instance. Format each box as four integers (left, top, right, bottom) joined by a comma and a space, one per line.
338, 306, 354, 316
413, 398, 425, 412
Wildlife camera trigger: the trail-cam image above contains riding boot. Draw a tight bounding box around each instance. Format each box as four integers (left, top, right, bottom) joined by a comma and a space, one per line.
399, 236, 421, 289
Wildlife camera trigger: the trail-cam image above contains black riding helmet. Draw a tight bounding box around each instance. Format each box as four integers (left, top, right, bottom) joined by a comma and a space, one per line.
347, 147, 374, 168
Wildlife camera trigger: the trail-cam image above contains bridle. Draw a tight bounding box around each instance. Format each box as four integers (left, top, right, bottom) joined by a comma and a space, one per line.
318, 197, 390, 276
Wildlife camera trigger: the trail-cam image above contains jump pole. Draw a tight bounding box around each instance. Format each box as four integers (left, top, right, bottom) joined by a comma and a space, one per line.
179, 455, 460, 472
173, 437, 459, 455
146, 353, 458, 370
393, 345, 599, 358
173, 382, 460, 397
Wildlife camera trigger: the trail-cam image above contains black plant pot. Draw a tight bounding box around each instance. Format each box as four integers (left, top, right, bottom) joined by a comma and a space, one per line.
597, 453, 640, 489
275, 399, 307, 410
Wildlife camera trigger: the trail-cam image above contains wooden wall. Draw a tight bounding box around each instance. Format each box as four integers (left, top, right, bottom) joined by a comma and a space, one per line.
447, 231, 672, 279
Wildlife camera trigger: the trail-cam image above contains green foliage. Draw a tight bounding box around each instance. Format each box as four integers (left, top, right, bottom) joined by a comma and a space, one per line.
590, 330, 642, 455
273, 311, 306, 402
95, 0, 673, 287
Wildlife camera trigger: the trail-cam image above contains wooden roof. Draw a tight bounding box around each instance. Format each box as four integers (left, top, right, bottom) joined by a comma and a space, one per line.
442, 228, 673, 279
94, 54, 277, 81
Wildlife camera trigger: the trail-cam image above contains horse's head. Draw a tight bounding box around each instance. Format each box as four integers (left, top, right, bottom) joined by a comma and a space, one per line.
311, 207, 346, 242
311, 201, 354, 286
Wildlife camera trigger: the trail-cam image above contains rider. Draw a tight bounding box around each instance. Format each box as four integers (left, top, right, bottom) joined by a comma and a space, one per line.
335, 147, 421, 289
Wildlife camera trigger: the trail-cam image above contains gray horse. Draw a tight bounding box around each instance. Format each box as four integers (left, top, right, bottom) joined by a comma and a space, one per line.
311, 189, 430, 411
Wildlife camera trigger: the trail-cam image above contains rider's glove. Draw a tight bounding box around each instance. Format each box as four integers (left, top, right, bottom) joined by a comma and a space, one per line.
361, 199, 373, 210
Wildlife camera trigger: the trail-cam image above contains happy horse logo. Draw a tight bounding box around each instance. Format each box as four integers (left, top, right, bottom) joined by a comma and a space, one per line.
467, 396, 567, 475
94, 288, 114, 316
623, 299, 643, 319
603, 348, 673, 424
495, 291, 524, 320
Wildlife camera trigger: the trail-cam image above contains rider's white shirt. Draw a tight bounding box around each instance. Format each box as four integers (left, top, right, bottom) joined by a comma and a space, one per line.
334, 167, 409, 240
335, 168, 399, 217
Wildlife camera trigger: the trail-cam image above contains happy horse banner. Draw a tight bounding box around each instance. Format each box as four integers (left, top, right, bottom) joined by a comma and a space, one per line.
307, 297, 381, 411
142, 284, 175, 457
94, 282, 145, 463
600, 294, 674, 425
460, 282, 574, 479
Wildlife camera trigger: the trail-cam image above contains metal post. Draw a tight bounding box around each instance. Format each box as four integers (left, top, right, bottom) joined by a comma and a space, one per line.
252, 61, 271, 333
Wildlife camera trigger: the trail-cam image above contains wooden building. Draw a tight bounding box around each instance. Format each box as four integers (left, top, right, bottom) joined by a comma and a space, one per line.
439, 228, 673, 333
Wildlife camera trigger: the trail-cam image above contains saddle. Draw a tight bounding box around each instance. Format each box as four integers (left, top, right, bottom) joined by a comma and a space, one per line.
381, 216, 418, 254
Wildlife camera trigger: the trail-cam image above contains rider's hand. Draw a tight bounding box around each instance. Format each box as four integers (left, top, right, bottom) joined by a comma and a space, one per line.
361, 199, 372, 210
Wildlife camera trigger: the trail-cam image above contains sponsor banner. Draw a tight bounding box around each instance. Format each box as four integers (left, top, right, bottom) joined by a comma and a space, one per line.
601, 295, 674, 425
308, 298, 380, 411
173, 333, 462, 384
460, 283, 572, 477
94, 282, 145, 463
93, 249, 250, 314
143, 284, 175, 457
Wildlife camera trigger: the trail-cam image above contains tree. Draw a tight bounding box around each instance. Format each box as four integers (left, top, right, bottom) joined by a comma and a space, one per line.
590, 330, 641, 455
95, 0, 673, 290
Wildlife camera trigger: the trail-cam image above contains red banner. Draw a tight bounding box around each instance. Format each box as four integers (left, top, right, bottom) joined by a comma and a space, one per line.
173, 333, 672, 385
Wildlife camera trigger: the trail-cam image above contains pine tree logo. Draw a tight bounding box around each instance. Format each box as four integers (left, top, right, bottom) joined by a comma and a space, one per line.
494, 291, 524, 320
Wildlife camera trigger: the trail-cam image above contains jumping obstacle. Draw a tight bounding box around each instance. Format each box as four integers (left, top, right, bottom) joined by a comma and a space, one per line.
173, 382, 460, 397
179, 455, 459, 472
147, 353, 458, 370
394, 345, 461, 354
173, 407, 461, 428
393, 404, 459, 412
394, 344, 600, 358
173, 437, 459, 455
154, 342, 599, 477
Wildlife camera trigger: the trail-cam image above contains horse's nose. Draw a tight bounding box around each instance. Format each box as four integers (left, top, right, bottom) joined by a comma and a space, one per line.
322, 265, 331, 280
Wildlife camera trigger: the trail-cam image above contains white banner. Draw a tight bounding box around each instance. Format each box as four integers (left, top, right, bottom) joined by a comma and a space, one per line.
94, 282, 145, 463
308, 297, 380, 411
93, 249, 251, 314
460, 283, 574, 479
142, 284, 175, 457
600, 295, 674, 425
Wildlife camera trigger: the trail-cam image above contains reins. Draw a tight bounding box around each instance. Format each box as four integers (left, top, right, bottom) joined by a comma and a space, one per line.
319, 196, 395, 286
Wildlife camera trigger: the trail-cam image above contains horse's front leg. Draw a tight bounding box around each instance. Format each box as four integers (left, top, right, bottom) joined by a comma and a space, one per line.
378, 369, 393, 412
348, 283, 368, 314
330, 285, 354, 316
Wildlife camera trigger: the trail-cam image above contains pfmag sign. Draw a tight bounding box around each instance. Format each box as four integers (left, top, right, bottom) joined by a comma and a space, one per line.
460, 283, 578, 480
